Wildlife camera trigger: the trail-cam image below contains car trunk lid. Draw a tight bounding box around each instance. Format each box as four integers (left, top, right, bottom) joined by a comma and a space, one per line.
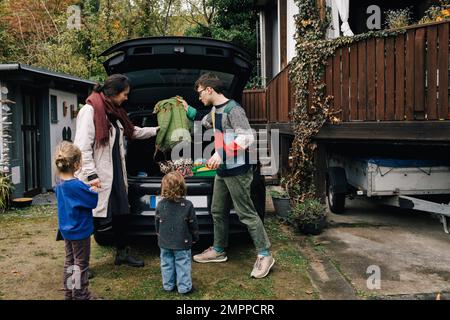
100, 36, 253, 111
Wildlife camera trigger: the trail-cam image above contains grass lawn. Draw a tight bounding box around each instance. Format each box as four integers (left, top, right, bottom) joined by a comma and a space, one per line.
0, 205, 317, 300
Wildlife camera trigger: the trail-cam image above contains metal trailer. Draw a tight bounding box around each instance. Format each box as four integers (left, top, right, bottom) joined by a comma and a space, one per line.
326, 153, 450, 233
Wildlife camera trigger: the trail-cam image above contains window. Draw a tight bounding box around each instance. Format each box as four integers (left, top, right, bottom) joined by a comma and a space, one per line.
50, 95, 58, 123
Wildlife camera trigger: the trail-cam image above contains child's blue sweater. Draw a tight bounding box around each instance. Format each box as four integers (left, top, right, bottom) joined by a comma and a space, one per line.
55, 179, 99, 241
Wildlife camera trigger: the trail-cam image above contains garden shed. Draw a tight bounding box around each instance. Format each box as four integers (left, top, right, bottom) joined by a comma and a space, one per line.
0, 64, 95, 197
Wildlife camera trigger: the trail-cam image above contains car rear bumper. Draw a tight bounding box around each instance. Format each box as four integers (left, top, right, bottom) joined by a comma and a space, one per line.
96, 212, 246, 237
124, 177, 247, 236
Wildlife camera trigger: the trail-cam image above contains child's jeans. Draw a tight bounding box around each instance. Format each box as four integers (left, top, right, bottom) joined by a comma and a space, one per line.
63, 237, 92, 300
160, 248, 192, 294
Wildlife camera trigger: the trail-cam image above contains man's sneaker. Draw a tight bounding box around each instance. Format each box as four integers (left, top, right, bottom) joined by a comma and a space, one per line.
250, 255, 275, 279
193, 247, 228, 263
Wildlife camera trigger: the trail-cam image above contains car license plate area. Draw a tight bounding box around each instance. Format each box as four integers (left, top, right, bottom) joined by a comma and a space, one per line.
149, 195, 208, 209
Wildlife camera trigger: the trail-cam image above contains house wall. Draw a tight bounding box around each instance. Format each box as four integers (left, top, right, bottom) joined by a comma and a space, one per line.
4, 84, 51, 197
287, 0, 299, 64
1, 84, 78, 196
40, 88, 51, 192
348, 0, 435, 35
271, 4, 280, 77
260, 0, 299, 82
7, 83, 25, 197
259, 11, 267, 87
48, 89, 78, 186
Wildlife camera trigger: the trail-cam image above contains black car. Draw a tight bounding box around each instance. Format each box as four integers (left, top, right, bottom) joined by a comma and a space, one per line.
94, 37, 266, 245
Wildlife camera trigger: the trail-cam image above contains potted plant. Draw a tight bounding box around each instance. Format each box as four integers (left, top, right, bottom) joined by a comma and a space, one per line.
0, 173, 13, 213
268, 188, 291, 218
289, 198, 327, 235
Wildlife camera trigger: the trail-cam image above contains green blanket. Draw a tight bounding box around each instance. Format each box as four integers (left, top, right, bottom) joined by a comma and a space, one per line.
154, 96, 193, 153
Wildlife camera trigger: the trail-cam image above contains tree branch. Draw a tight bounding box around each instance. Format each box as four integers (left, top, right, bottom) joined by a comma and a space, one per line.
162, 0, 174, 36
25, 8, 43, 42
40, 0, 60, 38
14, 13, 28, 52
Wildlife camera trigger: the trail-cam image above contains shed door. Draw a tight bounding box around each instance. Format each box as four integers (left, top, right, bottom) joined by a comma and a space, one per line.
22, 92, 41, 197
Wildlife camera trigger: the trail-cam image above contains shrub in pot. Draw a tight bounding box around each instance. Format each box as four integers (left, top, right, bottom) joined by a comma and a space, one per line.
0, 173, 14, 213
289, 199, 327, 235
269, 189, 291, 217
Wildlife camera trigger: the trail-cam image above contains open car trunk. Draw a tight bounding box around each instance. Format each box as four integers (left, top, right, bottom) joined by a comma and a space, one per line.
103, 36, 253, 182
122, 112, 264, 238
94, 37, 264, 244
126, 109, 212, 179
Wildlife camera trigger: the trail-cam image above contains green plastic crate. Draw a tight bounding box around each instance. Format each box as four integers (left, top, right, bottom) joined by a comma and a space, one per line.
192, 165, 217, 177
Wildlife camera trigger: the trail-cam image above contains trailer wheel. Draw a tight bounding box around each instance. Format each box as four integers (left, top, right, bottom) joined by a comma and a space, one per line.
327, 167, 347, 214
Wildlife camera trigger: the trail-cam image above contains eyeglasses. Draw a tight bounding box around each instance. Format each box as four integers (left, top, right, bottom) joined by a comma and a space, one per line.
197, 88, 207, 96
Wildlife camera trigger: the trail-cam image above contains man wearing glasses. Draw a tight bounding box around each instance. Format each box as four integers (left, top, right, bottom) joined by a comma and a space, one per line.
179, 73, 275, 279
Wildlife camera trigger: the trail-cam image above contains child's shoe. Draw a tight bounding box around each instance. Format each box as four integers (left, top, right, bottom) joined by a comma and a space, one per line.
180, 286, 195, 295
115, 247, 145, 267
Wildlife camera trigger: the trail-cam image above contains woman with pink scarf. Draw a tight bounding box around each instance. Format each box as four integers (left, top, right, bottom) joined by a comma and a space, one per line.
74, 74, 159, 267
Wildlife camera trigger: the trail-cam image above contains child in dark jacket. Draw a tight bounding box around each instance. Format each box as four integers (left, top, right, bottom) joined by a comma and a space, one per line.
54, 141, 98, 300
155, 171, 199, 294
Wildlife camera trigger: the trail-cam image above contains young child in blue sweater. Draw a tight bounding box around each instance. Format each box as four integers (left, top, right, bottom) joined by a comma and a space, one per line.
156, 171, 199, 294
54, 141, 98, 300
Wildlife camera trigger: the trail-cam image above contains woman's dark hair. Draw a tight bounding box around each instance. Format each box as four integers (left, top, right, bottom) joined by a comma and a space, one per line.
93, 74, 131, 97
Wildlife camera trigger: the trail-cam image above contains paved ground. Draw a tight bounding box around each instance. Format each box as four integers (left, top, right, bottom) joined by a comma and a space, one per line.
312, 197, 450, 299
31, 193, 56, 206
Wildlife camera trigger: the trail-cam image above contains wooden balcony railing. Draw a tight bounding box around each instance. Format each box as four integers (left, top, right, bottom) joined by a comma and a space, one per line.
327, 20, 450, 121
242, 20, 450, 125
241, 89, 266, 122
266, 66, 294, 123
241, 65, 293, 123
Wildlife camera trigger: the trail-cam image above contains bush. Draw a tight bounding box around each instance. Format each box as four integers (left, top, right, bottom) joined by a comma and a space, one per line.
268, 189, 289, 199
0, 174, 13, 213
419, 1, 450, 24
289, 198, 326, 226
385, 7, 413, 30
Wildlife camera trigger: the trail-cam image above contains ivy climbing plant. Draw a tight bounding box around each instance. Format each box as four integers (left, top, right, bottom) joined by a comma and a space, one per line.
286, 0, 405, 205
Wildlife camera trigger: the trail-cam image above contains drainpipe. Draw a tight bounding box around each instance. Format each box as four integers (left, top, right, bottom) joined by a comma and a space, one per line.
259, 10, 267, 87
256, 13, 261, 87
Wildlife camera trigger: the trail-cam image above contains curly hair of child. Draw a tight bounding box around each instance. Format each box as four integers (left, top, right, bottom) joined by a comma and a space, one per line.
161, 171, 187, 201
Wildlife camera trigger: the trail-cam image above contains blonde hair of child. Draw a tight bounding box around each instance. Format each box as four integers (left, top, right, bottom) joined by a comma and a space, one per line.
161, 171, 187, 201
54, 141, 81, 174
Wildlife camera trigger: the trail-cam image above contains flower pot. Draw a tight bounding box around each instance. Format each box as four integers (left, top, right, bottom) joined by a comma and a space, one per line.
11, 197, 33, 208
271, 197, 291, 217
298, 216, 327, 235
